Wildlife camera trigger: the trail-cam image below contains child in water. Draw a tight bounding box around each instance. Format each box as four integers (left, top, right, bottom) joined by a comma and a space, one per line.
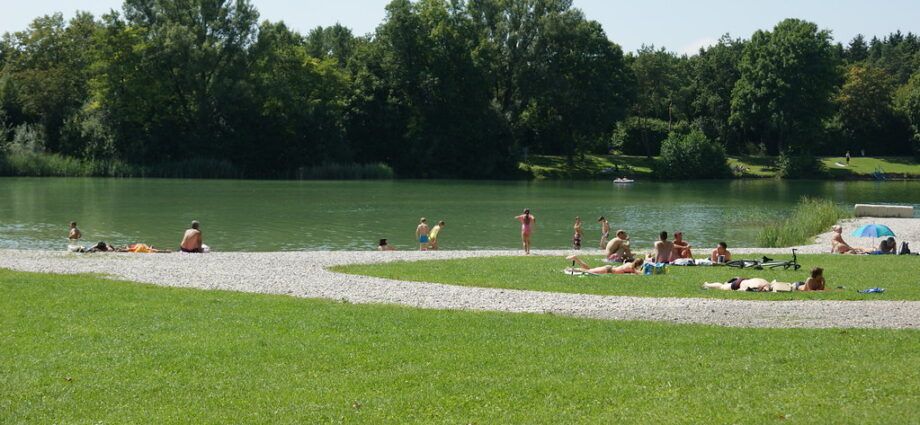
416, 218, 430, 251
572, 216, 583, 250
428, 221, 445, 250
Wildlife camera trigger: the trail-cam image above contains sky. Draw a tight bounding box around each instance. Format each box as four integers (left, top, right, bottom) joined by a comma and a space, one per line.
1, 0, 918, 55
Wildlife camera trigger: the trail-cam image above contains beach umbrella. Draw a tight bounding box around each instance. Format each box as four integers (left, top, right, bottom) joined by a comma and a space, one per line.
851, 224, 896, 238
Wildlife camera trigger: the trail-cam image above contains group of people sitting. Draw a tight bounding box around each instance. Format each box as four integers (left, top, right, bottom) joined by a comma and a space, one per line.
830, 225, 900, 255
602, 229, 732, 265
66, 220, 207, 254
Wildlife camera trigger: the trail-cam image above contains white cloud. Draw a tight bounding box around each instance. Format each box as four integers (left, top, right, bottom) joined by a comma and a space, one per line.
679, 37, 719, 56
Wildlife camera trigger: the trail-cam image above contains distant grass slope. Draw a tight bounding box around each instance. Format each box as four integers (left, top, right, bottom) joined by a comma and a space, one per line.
521, 154, 920, 180
335, 254, 919, 300
1, 269, 919, 424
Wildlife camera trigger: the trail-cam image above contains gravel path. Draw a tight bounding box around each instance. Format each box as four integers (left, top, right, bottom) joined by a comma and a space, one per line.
1, 248, 918, 330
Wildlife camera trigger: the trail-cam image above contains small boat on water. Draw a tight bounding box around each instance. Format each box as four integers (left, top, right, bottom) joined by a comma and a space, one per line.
613, 178, 635, 184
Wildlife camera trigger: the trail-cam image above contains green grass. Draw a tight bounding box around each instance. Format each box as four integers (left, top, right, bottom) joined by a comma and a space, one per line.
822, 156, 920, 178
334, 254, 920, 300
1, 269, 918, 423
521, 154, 920, 180
757, 197, 852, 248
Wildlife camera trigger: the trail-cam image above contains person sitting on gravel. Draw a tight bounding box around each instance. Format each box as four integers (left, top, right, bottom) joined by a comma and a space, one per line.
830, 225, 868, 254
605, 230, 633, 261
567, 255, 643, 275
180, 220, 204, 253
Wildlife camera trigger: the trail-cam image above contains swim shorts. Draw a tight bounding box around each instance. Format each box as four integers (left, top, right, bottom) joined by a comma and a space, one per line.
419, 235, 429, 243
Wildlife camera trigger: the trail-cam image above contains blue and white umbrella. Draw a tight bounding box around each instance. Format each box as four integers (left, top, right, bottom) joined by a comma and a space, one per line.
851, 224, 896, 238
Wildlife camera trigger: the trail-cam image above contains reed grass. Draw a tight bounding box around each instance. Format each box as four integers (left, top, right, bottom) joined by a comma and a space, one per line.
757, 197, 851, 247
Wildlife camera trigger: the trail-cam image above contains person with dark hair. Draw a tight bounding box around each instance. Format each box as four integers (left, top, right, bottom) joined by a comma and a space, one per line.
597, 216, 610, 249
515, 209, 536, 255
572, 217, 583, 250
801, 267, 826, 291
878, 237, 897, 254
652, 231, 674, 263
377, 238, 396, 251
605, 229, 632, 261
68, 221, 82, 242
710, 242, 732, 263
180, 220, 204, 253
672, 231, 693, 259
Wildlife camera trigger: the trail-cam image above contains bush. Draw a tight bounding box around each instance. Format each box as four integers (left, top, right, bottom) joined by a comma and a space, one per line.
757, 197, 850, 247
775, 151, 824, 178
653, 130, 730, 179
612, 117, 691, 156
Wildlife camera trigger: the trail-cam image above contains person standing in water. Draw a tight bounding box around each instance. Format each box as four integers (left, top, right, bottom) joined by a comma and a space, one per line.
68, 221, 82, 242
572, 216, 583, 250
598, 216, 610, 250
515, 209, 536, 255
415, 218, 430, 251
428, 221, 446, 250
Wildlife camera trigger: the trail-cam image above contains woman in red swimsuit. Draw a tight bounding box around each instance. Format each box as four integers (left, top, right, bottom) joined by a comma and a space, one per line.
515, 208, 536, 255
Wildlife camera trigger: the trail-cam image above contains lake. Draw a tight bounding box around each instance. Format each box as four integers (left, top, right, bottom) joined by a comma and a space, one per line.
1, 178, 918, 252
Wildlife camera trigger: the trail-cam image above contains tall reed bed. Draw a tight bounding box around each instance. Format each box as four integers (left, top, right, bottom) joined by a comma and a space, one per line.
757, 197, 850, 247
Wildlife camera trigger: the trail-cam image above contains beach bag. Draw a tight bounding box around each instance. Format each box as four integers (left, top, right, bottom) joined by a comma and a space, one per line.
642, 263, 667, 275
770, 282, 793, 292
899, 242, 910, 255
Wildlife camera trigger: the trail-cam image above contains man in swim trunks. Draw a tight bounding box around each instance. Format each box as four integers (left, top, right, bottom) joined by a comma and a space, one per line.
180, 220, 203, 253
605, 230, 632, 261
68, 221, 82, 242
672, 231, 693, 259
597, 217, 610, 250
567, 255, 644, 275
652, 231, 674, 263
416, 218, 430, 251
428, 221, 445, 250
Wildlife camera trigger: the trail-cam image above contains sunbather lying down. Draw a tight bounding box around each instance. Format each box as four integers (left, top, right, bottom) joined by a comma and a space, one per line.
567, 255, 644, 275
704, 268, 826, 292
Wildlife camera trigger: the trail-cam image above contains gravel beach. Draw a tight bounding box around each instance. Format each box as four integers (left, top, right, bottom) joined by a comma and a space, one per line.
2, 222, 919, 330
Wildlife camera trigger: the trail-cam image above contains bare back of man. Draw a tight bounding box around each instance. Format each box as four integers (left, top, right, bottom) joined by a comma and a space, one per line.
179, 228, 203, 253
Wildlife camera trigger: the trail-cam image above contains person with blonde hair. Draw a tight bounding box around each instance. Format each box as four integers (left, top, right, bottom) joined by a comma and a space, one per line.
415, 218, 430, 251
830, 225, 867, 254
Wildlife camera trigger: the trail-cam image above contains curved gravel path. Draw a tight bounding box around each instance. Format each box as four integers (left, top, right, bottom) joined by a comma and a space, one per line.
1, 248, 918, 330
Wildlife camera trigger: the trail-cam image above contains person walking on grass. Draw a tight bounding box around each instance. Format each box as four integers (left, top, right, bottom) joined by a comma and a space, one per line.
846, 150, 851, 165
572, 216, 583, 250
598, 216, 610, 249
428, 221, 445, 250
515, 209, 535, 255
416, 218, 430, 251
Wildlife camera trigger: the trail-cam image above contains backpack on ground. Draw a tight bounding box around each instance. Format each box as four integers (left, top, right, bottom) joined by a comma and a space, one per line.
899, 241, 911, 255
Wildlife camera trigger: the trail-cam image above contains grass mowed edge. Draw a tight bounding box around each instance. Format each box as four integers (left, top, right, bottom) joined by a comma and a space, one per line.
1, 269, 918, 424
333, 254, 920, 301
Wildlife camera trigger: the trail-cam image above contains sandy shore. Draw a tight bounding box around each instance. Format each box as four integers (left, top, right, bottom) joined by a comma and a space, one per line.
1, 241, 918, 329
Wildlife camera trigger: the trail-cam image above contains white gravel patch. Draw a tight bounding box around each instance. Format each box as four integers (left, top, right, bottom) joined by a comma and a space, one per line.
1, 246, 918, 330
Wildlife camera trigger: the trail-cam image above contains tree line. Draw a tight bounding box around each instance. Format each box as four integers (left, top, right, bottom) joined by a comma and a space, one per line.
1, 0, 918, 179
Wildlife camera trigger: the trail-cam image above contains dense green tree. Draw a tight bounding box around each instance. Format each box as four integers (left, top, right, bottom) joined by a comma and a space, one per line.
305, 24, 357, 68
836, 65, 910, 154
730, 19, 840, 155
846, 34, 869, 62
654, 130, 730, 179
895, 71, 920, 155
689, 35, 744, 151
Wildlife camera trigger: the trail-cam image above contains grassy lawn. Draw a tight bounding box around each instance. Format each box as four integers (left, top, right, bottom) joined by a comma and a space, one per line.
1, 269, 918, 424
334, 254, 920, 301
822, 156, 920, 178
520, 154, 919, 180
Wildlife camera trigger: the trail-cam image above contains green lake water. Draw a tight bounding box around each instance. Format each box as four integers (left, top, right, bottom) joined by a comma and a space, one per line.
1, 177, 918, 252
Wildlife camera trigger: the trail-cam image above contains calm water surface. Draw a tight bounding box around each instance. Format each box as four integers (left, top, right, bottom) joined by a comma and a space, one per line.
1, 178, 918, 251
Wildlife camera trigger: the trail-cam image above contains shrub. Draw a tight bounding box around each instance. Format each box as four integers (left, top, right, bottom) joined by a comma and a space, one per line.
612, 117, 691, 156
757, 197, 850, 248
653, 130, 730, 179
775, 151, 824, 178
